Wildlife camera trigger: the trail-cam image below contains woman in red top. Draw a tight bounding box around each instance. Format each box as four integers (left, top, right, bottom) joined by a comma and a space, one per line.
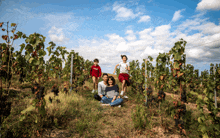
90, 58, 102, 93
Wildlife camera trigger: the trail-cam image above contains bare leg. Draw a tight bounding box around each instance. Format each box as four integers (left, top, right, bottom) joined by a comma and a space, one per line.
95, 77, 98, 90
92, 76, 96, 90
122, 80, 126, 92
123, 83, 127, 95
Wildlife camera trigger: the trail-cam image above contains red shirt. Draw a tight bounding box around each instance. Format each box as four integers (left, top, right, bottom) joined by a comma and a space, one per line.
90, 65, 102, 77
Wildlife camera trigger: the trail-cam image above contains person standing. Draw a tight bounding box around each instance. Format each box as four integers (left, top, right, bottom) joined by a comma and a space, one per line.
90, 58, 102, 93
94, 73, 108, 101
113, 55, 130, 98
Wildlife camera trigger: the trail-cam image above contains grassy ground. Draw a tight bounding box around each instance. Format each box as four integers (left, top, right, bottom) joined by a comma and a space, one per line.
1, 74, 220, 138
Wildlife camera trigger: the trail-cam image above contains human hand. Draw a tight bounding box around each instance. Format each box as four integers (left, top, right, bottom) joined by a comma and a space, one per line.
111, 100, 114, 103
125, 64, 128, 70
35, 90, 39, 95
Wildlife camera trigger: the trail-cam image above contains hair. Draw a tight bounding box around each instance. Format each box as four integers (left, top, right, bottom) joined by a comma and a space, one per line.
107, 76, 116, 86
94, 58, 99, 63
121, 55, 128, 61
52, 84, 57, 89
102, 73, 108, 77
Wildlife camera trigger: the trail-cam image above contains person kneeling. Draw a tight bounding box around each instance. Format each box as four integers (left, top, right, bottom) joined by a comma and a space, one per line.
101, 76, 123, 107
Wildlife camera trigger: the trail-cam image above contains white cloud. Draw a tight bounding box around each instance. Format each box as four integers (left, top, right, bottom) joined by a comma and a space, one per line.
196, 0, 220, 11
141, 46, 164, 58
148, 0, 153, 3
100, 3, 112, 12
150, 24, 171, 37
138, 15, 151, 23
106, 33, 125, 44
192, 22, 220, 35
116, 41, 129, 52
139, 28, 153, 39
48, 26, 70, 44
0, 5, 46, 28
112, 2, 142, 21
172, 9, 185, 22
125, 30, 137, 41
187, 48, 205, 58
50, 12, 219, 73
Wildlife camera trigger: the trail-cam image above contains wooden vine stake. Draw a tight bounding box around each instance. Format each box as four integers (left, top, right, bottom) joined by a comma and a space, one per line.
70, 54, 73, 92
214, 65, 217, 108
145, 58, 147, 106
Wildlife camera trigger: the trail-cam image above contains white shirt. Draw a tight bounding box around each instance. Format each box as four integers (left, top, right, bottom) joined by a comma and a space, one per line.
98, 81, 107, 96
119, 62, 130, 74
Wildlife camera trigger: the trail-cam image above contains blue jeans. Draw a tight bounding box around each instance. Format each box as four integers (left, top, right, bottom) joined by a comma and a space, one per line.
101, 96, 123, 106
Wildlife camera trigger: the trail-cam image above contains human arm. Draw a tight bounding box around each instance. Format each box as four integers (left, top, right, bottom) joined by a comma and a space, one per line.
112, 85, 119, 102
90, 66, 93, 77
98, 66, 102, 78
125, 63, 130, 71
98, 83, 103, 97
113, 64, 119, 74
111, 95, 116, 102
104, 88, 108, 98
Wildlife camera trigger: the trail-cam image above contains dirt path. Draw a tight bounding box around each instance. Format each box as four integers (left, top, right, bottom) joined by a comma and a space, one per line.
5, 78, 219, 138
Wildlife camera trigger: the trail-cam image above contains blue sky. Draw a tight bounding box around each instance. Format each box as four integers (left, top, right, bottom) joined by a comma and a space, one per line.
0, 0, 220, 75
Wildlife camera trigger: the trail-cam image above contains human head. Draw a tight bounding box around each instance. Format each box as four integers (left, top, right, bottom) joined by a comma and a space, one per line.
102, 73, 108, 82
34, 83, 39, 89
181, 100, 184, 105
93, 58, 99, 66
107, 76, 116, 86
121, 55, 128, 61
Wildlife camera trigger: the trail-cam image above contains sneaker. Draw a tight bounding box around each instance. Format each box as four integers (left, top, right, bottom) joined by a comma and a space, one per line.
101, 104, 110, 106
123, 95, 128, 98
120, 91, 124, 95
118, 105, 121, 108
92, 89, 95, 93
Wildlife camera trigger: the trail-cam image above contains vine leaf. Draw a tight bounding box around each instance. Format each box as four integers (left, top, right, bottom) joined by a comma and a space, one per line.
20, 43, 25, 52
11, 23, 16, 27
29, 57, 34, 63
16, 31, 23, 38
2, 35, 8, 41
14, 34, 18, 40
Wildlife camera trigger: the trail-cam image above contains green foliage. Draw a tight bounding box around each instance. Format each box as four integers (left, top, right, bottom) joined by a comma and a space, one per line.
131, 105, 150, 130
196, 69, 220, 137
75, 118, 90, 136
129, 60, 145, 95
1, 22, 220, 137
62, 50, 93, 90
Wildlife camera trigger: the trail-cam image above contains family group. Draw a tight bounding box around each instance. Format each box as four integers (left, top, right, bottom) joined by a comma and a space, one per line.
89, 55, 130, 107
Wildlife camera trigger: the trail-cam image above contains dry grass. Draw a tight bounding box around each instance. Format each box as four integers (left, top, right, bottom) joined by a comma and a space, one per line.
1, 74, 219, 138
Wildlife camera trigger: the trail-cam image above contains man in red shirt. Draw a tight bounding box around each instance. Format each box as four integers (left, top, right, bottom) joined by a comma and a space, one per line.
90, 58, 102, 93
